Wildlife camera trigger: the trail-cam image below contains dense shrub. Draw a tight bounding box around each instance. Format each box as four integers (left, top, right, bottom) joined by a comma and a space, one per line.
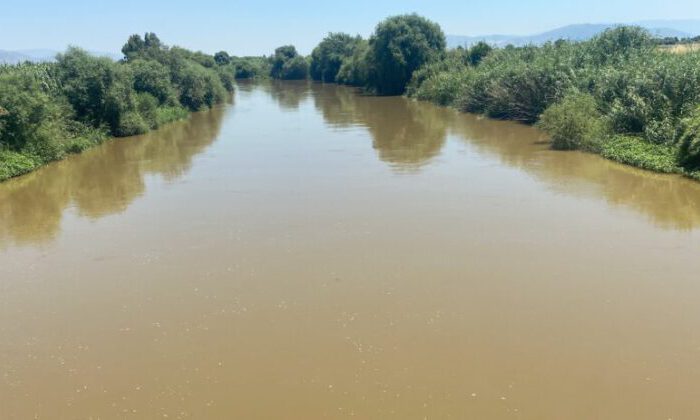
679, 107, 700, 168
0, 68, 68, 154
232, 57, 271, 79
177, 61, 227, 111
270, 46, 300, 79
310, 33, 364, 83
280, 56, 309, 80
538, 93, 607, 150
0, 32, 231, 181
405, 25, 700, 177
600, 135, 680, 173
130, 59, 177, 105
336, 40, 371, 87
467, 42, 493, 65
214, 51, 231, 66
367, 14, 446, 95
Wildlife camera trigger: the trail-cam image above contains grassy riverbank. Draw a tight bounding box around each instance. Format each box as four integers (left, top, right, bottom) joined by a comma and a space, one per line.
0, 34, 238, 182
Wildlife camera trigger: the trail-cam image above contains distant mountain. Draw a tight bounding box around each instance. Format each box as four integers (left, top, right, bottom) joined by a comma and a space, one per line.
447, 20, 700, 48
636, 19, 700, 36
0, 50, 32, 64
0, 49, 121, 64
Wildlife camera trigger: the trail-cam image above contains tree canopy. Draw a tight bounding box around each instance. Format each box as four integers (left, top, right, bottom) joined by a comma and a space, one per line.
367, 14, 446, 95
310, 33, 364, 83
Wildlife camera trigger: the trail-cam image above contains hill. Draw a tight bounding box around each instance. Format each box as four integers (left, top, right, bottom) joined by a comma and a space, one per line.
447, 21, 699, 48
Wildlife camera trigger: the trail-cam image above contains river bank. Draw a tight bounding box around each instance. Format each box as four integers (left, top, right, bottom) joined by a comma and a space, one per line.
0, 33, 237, 182
302, 18, 700, 181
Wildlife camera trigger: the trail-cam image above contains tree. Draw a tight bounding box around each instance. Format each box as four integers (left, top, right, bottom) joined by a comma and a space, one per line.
214, 51, 231, 66
122, 32, 166, 61
281, 56, 309, 80
270, 45, 301, 79
269, 45, 309, 80
336, 40, 371, 86
121, 34, 145, 59
129, 59, 177, 105
467, 42, 492, 66
310, 33, 363, 83
144, 32, 162, 49
367, 14, 446, 95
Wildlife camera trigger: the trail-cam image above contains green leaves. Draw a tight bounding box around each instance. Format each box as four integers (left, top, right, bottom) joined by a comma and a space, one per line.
368, 14, 446, 95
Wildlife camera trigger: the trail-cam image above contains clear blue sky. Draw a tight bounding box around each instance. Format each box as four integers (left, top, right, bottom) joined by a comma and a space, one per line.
2, 0, 699, 55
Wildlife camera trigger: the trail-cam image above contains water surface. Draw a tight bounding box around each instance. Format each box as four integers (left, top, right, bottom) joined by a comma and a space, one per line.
2, 81, 700, 419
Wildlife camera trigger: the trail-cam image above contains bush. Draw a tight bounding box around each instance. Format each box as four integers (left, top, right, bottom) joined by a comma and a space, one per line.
0, 68, 69, 154
679, 107, 700, 168
538, 93, 607, 150
281, 56, 309, 80
0, 150, 40, 181
155, 106, 189, 127
411, 69, 473, 106
336, 41, 371, 87
367, 14, 446, 95
310, 33, 364, 83
177, 61, 227, 111
130, 59, 177, 105
270, 45, 301, 79
216, 65, 236, 91
135, 92, 159, 128
467, 42, 493, 65
232, 57, 271, 79
600, 135, 680, 173
57, 48, 127, 129
1, 32, 232, 181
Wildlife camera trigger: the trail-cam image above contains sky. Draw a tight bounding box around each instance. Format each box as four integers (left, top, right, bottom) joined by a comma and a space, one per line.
2, 0, 700, 56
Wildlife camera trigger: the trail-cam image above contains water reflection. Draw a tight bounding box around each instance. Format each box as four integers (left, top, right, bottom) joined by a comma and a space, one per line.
0, 107, 225, 245
308, 82, 700, 230
310, 83, 449, 170
448, 114, 700, 230
250, 80, 312, 111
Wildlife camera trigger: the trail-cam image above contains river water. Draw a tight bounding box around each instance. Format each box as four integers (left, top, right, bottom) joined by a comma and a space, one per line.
2, 81, 700, 419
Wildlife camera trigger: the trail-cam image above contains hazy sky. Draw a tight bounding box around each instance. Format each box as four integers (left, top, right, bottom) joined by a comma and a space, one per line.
3, 0, 700, 55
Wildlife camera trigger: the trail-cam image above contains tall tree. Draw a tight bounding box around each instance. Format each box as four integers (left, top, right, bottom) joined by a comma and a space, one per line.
368, 14, 446, 95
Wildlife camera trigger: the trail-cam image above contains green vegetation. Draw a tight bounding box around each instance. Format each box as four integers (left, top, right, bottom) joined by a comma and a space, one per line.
269, 45, 309, 80
538, 93, 606, 151
404, 25, 700, 180
4, 16, 700, 183
231, 56, 271, 79
310, 33, 363, 83
0, 33, 235, 181
311, 14, 446, 95
366, 14, 446, 95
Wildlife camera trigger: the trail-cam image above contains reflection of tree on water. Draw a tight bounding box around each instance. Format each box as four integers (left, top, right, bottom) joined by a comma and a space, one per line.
310, 83, 450, 170
312, 82, 700, 229
259, 80, 311, 111
449, 113, 700, 230
0, 106, 226, 245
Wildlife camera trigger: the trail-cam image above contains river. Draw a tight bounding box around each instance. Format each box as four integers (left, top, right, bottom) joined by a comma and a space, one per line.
2, 80, 700, 419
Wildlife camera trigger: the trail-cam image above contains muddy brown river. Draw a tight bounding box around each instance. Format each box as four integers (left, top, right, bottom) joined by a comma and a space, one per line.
2, 81, 700, 419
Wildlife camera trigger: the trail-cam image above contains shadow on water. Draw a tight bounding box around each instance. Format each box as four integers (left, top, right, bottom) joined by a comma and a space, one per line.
3, 80, 700, 246
240, 79, 312, 111
448, 113, 700, 230
306, 81, 700, 230
0, 106, 225, 246
310, 83, 449, 171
